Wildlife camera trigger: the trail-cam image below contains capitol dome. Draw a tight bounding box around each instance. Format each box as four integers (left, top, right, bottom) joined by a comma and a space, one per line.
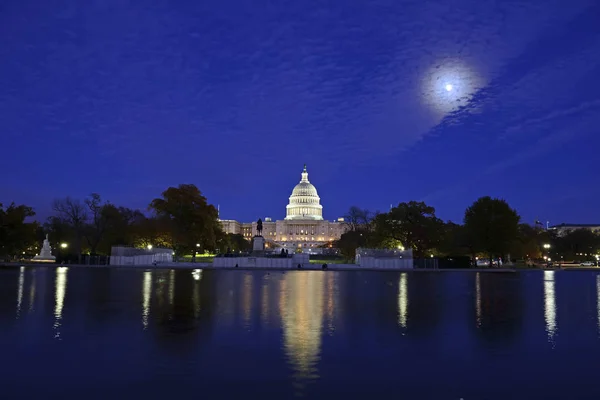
285, 165, 323, 220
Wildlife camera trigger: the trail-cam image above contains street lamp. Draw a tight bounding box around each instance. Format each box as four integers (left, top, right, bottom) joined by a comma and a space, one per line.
543, 244, 551, 249
60, 243, 68, 249
147, 244, 153, 250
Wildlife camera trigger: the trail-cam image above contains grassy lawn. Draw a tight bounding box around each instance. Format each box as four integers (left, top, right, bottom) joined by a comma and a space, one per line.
180, 255, 214, 263
309, 258, 349, 264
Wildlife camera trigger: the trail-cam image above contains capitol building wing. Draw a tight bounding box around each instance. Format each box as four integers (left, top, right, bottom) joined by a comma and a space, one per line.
219, 165, 347, 253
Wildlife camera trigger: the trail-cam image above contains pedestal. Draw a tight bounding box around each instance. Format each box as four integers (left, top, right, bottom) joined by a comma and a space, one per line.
252, 236, 265, 253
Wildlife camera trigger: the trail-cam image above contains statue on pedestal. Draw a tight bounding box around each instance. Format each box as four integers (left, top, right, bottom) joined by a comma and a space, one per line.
256, 218, 263, 236
33, 233, 56, 262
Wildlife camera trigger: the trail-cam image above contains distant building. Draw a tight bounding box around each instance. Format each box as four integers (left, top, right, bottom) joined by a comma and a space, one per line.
549, 223, 600, 236
220, 165, 348, 253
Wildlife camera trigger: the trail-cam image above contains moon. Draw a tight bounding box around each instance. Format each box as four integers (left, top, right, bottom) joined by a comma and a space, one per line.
421, 59, 483, 116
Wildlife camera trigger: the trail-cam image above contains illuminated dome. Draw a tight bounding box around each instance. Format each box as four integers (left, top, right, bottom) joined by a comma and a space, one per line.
285, 165, 323, 220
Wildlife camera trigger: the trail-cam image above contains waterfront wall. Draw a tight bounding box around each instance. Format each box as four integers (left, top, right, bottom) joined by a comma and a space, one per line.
355, 247, 414, 269
213, 253, 309, 268
110, 246, 173, 266
357, 257, 414, 269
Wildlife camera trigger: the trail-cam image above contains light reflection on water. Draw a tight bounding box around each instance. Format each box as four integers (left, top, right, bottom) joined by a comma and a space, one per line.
242, 274, 253, 327
3, 267, 600, 399
16, 267, 24, 318
53, 267, 68, 339
475, 272, 482, 327
280, 271, 325, 394
397, 272, 408, 328
142, 270, 152, 330
544, 270, 557, 343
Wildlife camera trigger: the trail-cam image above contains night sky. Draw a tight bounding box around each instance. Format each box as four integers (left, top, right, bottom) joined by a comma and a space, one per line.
2, 0, 599, 224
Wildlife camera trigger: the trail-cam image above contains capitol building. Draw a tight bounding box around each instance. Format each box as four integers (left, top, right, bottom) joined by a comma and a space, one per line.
220, 165, 348, 253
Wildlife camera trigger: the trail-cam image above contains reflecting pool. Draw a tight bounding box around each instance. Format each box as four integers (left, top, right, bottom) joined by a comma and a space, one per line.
2, 267, 600, 399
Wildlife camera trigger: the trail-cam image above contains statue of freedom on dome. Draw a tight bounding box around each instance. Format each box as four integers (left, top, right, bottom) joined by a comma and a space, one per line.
256, 218, 263, 236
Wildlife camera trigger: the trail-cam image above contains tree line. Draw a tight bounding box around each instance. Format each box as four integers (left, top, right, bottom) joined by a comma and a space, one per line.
2, 189, 598, 264
336, 197, 600, 263
0, 184, 250, 262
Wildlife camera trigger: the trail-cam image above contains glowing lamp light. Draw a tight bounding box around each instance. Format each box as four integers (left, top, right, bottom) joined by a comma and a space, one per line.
60, 243, 68, 249
147, 244, 153, 250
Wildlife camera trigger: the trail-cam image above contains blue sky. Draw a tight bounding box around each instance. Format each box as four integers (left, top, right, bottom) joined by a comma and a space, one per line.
1, 0, 599, 224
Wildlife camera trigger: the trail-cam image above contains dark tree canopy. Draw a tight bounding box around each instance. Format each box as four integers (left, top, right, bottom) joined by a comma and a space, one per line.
150, 184, 221, 261
464, 196, 520, 260
373, 201, 444, 257
52, 196, 88, 261
0, 202, 37, 257
335, 230, 371, 260
343, 206, 374, 232
553, 229, 600, 259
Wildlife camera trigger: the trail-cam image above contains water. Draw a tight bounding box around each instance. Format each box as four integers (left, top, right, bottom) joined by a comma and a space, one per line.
2, 266, 600, 399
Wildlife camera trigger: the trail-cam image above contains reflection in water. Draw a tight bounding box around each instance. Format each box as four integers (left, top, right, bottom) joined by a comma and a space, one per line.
192, 270, 202, 318
168, 270, 175, 306
192, 269, 202, 281
544, 271, 557, 342
54, 267, 69, 339
16, 267, 25, 318
474, 273, 524, 342
280, 271, 325, 393
142, 271, 152, 330
324, 274, 335, 334
242, 274, 253, 326
28, 270, 36, 313
475, 272, 482, 327
397, 273, 408, 328
261, 275, 270, 324
5, 267, 600, 398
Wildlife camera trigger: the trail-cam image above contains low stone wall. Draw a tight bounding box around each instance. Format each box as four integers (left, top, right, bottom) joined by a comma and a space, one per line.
213, 253, 309, 269
357, 257, 414, 269
110, 252, 172, 266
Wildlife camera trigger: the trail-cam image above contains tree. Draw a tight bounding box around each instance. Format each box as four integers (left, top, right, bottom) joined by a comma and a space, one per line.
52, 197, 88, 262
84, 193, 115, 255
511, 223, 543, 260
463, 196, 520, 263
0, 202, 37, 258
343, 206, 373, 232
554, 229, 600, 260
95, 206, 146, 254
226, 233, 252, 253
372, 201, 444, 257
437, 222, 471, 257
149, 184, 221, 262
335, 230, 371, 260
131, 215, 173, 250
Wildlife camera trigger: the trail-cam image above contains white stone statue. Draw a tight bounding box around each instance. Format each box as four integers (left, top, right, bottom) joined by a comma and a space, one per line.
33, 233, 56, 262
